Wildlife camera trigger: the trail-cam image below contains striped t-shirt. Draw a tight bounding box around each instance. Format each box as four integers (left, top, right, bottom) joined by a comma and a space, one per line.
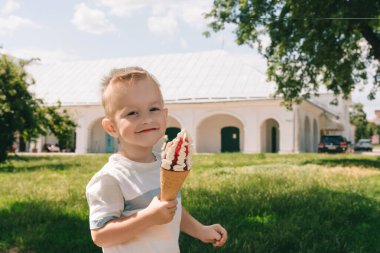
86, 153, 181, 253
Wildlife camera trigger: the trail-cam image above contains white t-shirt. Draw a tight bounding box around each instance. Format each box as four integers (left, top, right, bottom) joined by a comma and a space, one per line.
86, 153, 182, 253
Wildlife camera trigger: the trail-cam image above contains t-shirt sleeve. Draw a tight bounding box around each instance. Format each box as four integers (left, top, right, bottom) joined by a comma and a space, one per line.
86, 175, 124, 230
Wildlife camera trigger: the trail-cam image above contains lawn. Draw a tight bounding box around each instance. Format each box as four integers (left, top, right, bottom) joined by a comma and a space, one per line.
0, 153, 379, 253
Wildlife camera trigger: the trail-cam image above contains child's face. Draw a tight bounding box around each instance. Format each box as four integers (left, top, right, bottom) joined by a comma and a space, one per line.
109, 77, 167, 149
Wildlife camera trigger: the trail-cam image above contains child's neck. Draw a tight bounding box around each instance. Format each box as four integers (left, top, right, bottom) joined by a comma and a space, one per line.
118, 146, 156, 163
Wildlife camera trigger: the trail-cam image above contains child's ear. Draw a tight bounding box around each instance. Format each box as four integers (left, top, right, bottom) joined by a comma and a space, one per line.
102, 118, 119, 138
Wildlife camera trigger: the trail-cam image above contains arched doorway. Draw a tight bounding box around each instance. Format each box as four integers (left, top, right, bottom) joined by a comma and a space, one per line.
271, 127, 277, 153
221, 127, 240, 152
261, 118, 280, 153
197, 114, 244, 153
89, 118, 118, 153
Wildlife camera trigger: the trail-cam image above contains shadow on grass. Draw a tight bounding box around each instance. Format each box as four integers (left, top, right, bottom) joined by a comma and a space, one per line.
301, 156, 380, 169
181, 186, 380, 253
0, 201, 100, 253
0, 156, 82, 173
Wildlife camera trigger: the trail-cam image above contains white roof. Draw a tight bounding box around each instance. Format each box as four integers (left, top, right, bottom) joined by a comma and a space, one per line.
26, 50, 275, 106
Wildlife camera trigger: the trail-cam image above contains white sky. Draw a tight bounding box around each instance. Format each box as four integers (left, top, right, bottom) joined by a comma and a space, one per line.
0, 0, 378, 119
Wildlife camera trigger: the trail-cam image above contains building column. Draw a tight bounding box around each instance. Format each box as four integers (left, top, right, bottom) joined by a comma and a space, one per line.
293, 107, 301, 153
279, 119, 296, 153
244, 116, 259, 153
176, 110, 197, 152
36, 136, 43, 153
75, 117, 89, 154
188, 127, 197, 153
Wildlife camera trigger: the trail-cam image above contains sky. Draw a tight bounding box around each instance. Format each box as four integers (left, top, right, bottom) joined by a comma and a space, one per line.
0, 0, 378, 119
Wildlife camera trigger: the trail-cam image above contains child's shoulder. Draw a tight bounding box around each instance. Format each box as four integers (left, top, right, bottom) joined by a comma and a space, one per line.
86, 156, 120, 189
86, 153, 138, 188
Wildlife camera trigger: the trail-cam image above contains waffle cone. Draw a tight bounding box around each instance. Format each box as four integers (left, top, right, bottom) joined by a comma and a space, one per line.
160, 168, 190, 201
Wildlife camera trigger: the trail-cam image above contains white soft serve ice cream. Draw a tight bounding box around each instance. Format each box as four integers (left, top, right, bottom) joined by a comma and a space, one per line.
161, 129, 193, 171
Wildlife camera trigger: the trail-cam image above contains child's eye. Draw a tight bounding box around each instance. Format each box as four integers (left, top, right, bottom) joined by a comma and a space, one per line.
150, 107, 161, 112
127, 111, 138, 116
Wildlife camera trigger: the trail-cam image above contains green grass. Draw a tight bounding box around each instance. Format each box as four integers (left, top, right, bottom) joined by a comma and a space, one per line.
0, 153, 380, 253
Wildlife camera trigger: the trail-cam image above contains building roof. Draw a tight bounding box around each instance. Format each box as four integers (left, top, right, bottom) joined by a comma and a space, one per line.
26, 50, 275, 106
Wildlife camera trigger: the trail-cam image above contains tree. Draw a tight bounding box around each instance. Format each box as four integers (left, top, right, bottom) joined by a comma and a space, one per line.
0, 55, 76, 162
349, 103, 369, 141
205, 0, 380, 108
367, 121, 380, 138
38, 101, 77, 151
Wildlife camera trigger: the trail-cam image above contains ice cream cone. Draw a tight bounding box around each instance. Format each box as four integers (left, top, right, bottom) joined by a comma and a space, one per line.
160, 167, 190, 201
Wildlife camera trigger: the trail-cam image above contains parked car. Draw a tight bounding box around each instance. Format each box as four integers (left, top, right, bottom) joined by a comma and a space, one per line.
318, 135, 348, 153
42, 143, 60, 152
354, 139, 373, 152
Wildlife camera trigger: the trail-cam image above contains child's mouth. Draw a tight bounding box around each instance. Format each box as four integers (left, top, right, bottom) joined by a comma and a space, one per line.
137, 128, 157, 133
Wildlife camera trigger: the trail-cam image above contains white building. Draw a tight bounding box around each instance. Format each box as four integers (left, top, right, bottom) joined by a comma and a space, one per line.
374, 110, 380, 126
22, 50, 353, 154
371, 110, 380, 144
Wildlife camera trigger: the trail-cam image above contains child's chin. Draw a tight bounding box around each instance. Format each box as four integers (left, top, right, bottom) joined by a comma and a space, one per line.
141, 138, 162, 147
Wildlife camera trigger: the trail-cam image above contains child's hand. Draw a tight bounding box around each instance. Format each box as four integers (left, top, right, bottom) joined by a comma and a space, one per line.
145, 196, 178, 225
198, 224, 227, 247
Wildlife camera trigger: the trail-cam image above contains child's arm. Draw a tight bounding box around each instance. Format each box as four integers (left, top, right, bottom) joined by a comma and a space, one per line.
91, 196, 177, 248
180, 207, 227, 247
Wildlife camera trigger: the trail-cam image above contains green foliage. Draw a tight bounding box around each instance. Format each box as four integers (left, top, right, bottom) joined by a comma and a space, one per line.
0, 55, 76, 162
349, 102, 374, 141
39, 102, 77, 150
367, 121, 380, 137
0, 153, 379, 252
205, 0, 380, 108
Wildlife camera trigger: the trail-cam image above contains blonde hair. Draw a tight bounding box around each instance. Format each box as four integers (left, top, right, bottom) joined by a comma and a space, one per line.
101, 66, 163, 117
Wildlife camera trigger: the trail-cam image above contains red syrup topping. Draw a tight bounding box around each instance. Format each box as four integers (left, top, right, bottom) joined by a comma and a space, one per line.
163, 142, 174, 159
184, 138, 189, 171
171, 137, 183, 170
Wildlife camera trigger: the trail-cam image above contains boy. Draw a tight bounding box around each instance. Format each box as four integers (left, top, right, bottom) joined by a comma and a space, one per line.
86, 66, 227, 252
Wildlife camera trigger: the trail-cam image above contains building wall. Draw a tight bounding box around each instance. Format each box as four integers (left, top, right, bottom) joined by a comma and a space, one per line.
196, 114, 244, 153
372, 110, 380, 144
29, 98, 348, 154
297, 103, 321, 153
374, 110, 380, 124
90, 118, 107, 153
150, 100, 296, 154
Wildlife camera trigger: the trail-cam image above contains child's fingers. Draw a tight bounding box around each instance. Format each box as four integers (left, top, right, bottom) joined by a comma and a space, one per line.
213, 236, 226, 247
168, 205, 177, 215
220, 228, 227, 241
212, 225, 227, 247
213, 224, 226, 238
165, 200, 178, 215
166, 199, 178, 208
213, 241, 221, 247
213, 238, 224, 247
159, 198, 178, 208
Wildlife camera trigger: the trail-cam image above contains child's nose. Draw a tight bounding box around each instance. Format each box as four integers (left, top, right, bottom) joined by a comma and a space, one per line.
141, 112, 153, 124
